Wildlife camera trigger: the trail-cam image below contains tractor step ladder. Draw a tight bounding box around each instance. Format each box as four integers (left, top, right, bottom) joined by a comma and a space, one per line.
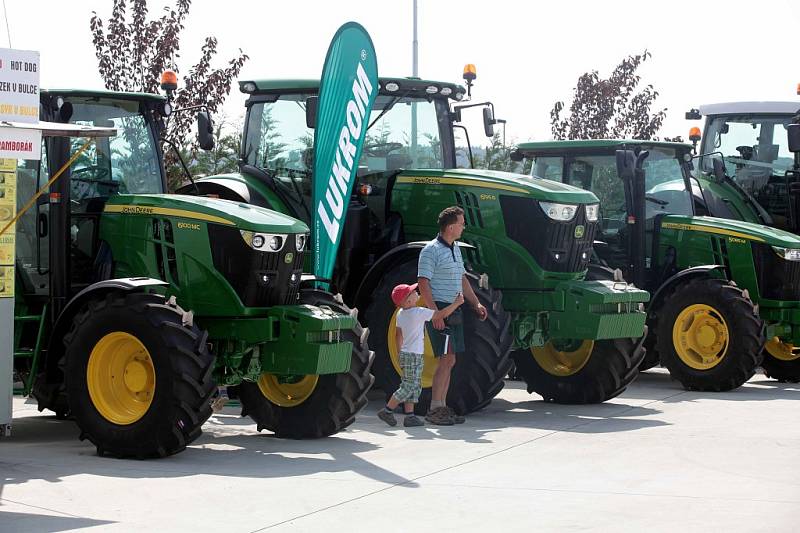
12, 304, 48, 396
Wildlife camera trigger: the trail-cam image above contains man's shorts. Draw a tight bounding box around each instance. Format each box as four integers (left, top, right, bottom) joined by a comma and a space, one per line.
425, 301, 465, 356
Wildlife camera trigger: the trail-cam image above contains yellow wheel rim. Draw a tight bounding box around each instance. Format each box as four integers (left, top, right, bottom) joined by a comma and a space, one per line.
765, 338, 800, 362
672, 303, 729, 370
257, 374, 318, 407
87, 332, 155, 425
531, 340, 595, 377
388, 297, 438, 388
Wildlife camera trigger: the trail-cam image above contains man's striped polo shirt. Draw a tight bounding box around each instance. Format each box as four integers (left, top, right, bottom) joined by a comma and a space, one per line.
418, 235, 465, 303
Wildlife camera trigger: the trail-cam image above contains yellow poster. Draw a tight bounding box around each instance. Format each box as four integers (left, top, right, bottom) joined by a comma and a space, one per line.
0, 265, 12, 298
0, 159, 17, 266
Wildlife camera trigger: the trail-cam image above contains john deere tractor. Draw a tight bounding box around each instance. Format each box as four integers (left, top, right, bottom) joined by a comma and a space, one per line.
684, 101, 800, 381
11, 88, 372, 458
513, 139, 800, 390
187, 71, 650, 410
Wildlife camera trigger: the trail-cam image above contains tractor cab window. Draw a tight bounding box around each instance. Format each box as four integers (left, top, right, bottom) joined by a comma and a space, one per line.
360, 95, 445, 172
532, 156, 563, 182
66, 97, 163, 204
701, 115, 795, 229
15, 146, 50, 295
243, 92, 449, 224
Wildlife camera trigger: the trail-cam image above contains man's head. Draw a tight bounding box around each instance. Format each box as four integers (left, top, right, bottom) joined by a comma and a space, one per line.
391, 283, 419, 309
438, 206, 465, 241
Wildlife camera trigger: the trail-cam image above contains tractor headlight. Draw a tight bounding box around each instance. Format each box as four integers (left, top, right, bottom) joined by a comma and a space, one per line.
240, 230, 287, 251
772, 246, 800, 261
539, 201, 578, 222
584, 204, 599, 222
295, 233, 307, 251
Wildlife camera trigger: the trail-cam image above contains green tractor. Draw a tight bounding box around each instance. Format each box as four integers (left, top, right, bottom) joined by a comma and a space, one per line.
685, 101, 800, 381
11, 87, 372, 458
513, 139, 800, 390
186, 72, 650, 410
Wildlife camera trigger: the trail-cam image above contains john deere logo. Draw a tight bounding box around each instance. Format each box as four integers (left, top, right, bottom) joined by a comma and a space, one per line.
574, 225, 585, 239
284, 252, 294, 264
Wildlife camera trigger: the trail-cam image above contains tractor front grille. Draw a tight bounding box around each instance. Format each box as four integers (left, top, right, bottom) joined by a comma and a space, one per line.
751, 242, 800, 301
208, 225, 303, 307
500, 196, 596, 273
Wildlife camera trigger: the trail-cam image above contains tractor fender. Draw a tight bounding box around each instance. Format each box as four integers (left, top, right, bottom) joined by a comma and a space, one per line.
648, 265, 727, 316
353, 241, 476, 312
44, 277, 168, 381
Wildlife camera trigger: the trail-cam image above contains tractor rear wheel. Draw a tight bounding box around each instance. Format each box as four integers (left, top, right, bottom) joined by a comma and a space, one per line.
761, 339, 800, 383
512, 337, 644, 403
364, 255, 512, 415
655, 278, 764, 391
63, 292, 216, 458
236, 289, 374, 438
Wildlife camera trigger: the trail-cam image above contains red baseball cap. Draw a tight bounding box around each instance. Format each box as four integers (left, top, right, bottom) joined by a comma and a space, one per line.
391, 283, 418, 306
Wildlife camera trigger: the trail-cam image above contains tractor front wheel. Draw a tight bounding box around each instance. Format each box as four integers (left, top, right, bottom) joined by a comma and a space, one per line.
512, 337, 644, 403
236, 289, 374, 438
655, 278, 764, 391
63, 292, 216, 458
761, 339, 800, 383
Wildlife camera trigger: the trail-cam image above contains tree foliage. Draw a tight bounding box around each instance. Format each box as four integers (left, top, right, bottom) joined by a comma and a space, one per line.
89, 0, 248, 187
550, 51, 666, 140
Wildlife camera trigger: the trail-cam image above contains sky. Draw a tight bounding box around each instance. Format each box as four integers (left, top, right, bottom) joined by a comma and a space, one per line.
4, 0, 799, 146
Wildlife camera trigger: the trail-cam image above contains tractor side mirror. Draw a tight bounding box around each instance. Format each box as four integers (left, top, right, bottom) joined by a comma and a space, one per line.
483, 107, 495, 137
615, 149, 636, 181
788, 124, 800, 153
510, 149, 523, 162
197, 111, 215, 151
685, 108, 702, 120
58, 101, 73, 122
306, 96, 318, 129
712, 157, 727, 181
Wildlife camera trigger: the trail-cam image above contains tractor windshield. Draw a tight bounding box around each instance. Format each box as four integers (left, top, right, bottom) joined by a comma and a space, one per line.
242, 93, 447, 219
531, 146, 693, 239
66, 97, 163, 198
700, 114, 795, 227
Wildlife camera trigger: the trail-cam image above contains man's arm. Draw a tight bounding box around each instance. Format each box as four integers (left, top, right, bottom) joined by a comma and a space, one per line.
462, 275, 487, 321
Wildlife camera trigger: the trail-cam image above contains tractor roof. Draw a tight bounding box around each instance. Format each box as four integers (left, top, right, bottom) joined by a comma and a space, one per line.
239, 77, 465, 100
41, 89, 166, 103
515, 139, 692, 156
697, 101, 800, 116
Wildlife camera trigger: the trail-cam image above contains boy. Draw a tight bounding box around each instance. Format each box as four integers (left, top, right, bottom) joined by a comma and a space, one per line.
377, 283, 463, 427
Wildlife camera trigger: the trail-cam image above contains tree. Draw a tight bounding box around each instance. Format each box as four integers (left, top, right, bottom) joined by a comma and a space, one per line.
89, 0, 248, 188
550, 51, 666, 141
475, 133, 525, 173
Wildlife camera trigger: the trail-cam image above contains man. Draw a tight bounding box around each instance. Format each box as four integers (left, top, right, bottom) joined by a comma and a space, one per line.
418, 206, 487, 425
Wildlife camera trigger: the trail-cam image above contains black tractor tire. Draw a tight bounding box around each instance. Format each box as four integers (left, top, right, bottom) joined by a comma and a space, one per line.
62, 292, 216, 458
761, 349, 800, 383
655, 277, 764, 391
363, 255, 512, 415
512, 337, 645, 404
236, 288, 374, 438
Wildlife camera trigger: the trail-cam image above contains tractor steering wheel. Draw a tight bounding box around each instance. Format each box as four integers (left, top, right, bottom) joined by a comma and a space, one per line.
71, 165, 117, 187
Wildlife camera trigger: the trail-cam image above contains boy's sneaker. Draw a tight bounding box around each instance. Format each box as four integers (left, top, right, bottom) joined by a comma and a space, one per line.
403, 414, 424, 427
377, 409, 397, 427
425, 406, 454, 426
447, 407, 466, 424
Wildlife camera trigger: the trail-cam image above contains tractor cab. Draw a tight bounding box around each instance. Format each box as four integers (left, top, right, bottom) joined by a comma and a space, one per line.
689, 102, 800, 232
514, 139, 697, 286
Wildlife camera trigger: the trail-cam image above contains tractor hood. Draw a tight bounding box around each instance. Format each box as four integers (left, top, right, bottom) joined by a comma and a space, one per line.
662, 215, 800, 248
396, 169, 599, 204
103, 194, 309, 234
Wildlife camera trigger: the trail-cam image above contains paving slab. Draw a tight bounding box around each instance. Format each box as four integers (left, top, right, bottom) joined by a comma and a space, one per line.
1, 368, 798, 532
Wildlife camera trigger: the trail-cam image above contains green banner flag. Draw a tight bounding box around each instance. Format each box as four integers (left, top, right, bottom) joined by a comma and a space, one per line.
312, 22, 378, 280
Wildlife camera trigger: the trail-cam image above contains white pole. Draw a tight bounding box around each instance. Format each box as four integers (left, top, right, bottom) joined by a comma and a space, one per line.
410, 0, 418, 163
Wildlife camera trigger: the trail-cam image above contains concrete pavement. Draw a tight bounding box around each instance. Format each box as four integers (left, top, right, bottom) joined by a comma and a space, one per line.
1, 368, 798, 532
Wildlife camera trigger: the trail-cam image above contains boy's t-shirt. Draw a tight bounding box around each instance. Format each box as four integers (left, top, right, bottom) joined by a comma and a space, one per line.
396, 307, 435, 354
